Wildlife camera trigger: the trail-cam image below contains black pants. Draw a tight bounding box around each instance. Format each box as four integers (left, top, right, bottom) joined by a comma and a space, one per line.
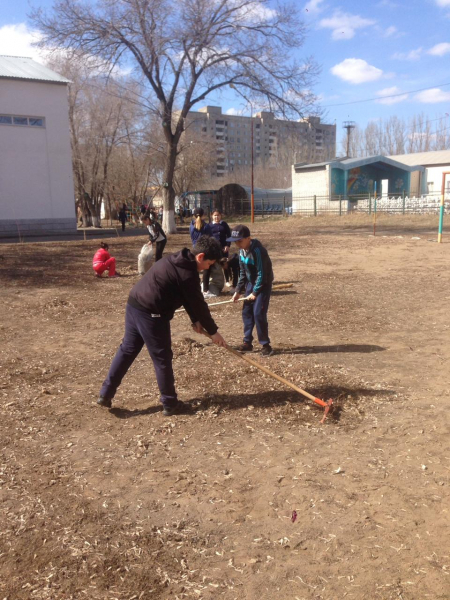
120, 220, 126, 231
100, 304, 177, 408
155, 239, 167, 262
225, 254, 239, 287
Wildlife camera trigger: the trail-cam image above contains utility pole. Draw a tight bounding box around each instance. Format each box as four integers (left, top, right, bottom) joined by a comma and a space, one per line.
343, 121, 356, 158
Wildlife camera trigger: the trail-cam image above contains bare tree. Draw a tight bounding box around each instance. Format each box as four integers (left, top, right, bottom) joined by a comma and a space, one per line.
32, 0, 319, 232
342, 112, 450, 159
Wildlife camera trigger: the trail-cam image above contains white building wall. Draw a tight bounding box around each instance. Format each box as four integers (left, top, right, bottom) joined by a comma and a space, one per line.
0, 79, 75, 236
291, 165, 329, 213
292, 165, 329, 196
424, 165, 450, 194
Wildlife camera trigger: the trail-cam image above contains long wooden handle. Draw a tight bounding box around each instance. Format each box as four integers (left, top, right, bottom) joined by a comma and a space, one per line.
224, 344, 327, 407
175, 283, 294, 313
200, 330, 327, 408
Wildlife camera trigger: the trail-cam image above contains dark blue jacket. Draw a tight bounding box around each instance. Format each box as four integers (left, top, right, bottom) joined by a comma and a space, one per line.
128, 248, 218, 334
189, 221, 212, 246
236, 239, 274, 296
210, 220, 231, 248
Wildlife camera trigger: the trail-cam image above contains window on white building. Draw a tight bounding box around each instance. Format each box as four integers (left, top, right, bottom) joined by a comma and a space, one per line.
0, 114, 45, 127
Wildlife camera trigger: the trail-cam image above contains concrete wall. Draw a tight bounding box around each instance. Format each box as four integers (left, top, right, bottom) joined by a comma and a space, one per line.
0, 79, 76, 236
292, 165, 329, 197
424, 165, 450, 195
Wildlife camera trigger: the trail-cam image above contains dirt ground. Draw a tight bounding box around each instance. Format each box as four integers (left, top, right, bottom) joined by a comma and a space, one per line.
0, 215, 449, 600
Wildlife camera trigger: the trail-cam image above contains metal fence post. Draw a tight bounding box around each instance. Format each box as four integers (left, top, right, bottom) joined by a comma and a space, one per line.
369, 193, 372, 215
402, 190, 406, 214
283, 195, 286, 216
339, 195, 342, 216
261, 199, 264, 218
313, 195, 317, 216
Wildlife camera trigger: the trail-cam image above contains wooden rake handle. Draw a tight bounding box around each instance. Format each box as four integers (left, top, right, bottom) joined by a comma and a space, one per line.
200, 330, 333, 423
175, 284, 294, 313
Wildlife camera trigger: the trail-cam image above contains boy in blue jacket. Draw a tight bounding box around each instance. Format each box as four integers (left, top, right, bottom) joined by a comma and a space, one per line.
228, 225, 274, 357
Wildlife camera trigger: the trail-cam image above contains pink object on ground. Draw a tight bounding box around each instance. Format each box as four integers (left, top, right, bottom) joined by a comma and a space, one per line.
93, 257, 116, 277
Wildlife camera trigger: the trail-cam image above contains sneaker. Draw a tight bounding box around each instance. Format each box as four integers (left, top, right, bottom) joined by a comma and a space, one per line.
225, 281, 232, 288
163, 400, 188, 416
261, 344, 274, 357
237, 342, 253, 352
203, 291, 216, 299
227, 286, 236, 294
97, 395, 112, 408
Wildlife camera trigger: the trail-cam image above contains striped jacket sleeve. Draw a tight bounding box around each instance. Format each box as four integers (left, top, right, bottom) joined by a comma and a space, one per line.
252, 246, 265, 295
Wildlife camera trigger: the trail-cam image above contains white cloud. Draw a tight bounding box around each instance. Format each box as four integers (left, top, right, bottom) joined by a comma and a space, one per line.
415, 88, 450, 103
435, 0, 450, 6
331, 58, 383, 84
231, 0, 276, 22
225, 107, 240, 115
375, 86, 408, 105
391, 47, 422, 60
428, 42, 450, 56
319, 11, 375, 40
304, 0, 325, 14
377, 0, 399, 6
384, 25, 398, 37
0, 23, 45, 62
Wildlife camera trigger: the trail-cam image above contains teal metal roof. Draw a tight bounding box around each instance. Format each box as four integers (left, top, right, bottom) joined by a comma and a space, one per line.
0, 55, 70, 84
294, 155, 424, 173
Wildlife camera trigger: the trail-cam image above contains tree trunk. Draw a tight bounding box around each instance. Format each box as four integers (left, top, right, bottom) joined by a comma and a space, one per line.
163, 143, 178, 234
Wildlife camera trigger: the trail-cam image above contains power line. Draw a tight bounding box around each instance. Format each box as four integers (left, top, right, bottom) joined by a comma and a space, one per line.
321, 82, 450, 108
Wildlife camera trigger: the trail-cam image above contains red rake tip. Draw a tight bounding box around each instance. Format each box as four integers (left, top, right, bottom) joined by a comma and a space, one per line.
320, 399, 334, 424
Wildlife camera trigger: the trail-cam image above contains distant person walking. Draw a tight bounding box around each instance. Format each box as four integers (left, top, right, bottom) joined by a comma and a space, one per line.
92, 242, 120, 278
118, 204, 127, 232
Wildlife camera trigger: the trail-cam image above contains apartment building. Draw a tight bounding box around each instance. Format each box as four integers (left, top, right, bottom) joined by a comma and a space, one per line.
183, 105, 336, 180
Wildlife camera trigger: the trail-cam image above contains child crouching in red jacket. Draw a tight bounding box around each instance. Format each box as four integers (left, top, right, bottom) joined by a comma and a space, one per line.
92, 242, 120, 278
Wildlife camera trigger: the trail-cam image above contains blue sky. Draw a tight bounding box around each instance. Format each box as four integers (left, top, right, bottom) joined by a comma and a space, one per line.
2, 0, 450, 137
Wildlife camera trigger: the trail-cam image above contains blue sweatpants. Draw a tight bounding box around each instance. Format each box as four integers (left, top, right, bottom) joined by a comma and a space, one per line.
100, 303, 177, 408
242, 283, 272, 347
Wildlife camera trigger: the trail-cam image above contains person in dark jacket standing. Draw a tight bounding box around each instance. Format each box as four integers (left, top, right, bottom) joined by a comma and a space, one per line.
118, 204, 127, 232
142, 212, 167, 261
97, 236, 226, 415
189, 207, 211, 247
228, 225, 274, 357
203, 208, 232, 297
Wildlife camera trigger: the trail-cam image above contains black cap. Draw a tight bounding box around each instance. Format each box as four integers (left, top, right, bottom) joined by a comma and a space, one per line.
226, 224, 251, 242
193, 207, 204, 217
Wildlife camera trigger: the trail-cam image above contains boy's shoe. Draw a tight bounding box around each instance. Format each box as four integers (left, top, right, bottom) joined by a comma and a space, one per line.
261, 344, 274, 357
225, 281, 232, 287
163, 400, 188, 416
203, 291, 216, 299
97, 395, 112, 408
237, 342, 253, 352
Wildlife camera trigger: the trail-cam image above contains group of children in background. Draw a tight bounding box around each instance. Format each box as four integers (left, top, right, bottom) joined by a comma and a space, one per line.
189, 207, 239, 299
92, 207, 274, 358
